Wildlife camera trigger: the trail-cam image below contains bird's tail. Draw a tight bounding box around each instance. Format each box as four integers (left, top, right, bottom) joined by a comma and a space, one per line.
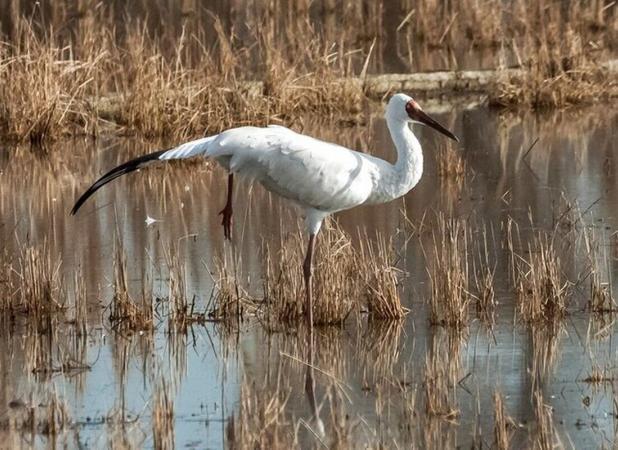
71, 135, 217, 215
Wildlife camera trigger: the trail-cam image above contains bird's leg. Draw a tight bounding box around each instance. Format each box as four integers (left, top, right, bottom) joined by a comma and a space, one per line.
218, 174, 234, 240
303, 233, 316, 329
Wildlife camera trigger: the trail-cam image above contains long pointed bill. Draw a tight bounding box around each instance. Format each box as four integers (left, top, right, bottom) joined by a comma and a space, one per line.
406, 101, 459, 142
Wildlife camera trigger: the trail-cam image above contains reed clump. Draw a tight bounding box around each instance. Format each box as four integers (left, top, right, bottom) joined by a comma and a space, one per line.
164, 245, 204, 329
493, 392, 515, 450
357, 233, 407, 320
208, 254, 255, 323
436, 145, 466, 181
0, 241, 65, 325
427, 215, 471, 330
489, 1, 618, 108
582, 226, 617, 314
0, 20, 102, 142
263, 221, 404, 326
514, 233, 569, 324
109, 241, 153, 333
263, 225, 357, 326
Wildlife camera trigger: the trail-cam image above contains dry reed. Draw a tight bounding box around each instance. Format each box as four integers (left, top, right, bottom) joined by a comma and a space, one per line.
207, 254, 254, 323
531, 390, 557, 450
262, 221, 404, 326
109, 240, 153, 332
0, 241, 65, 331
262, 224, 358, 326
493, 392, 515, 450
164, 245, 204, 329
357, 232, 406, 320
0, 1, 614, 142
436, 145, 466, 181
514, 233, 569, 324
427, 214, 471, 330
582, 226, 617, 314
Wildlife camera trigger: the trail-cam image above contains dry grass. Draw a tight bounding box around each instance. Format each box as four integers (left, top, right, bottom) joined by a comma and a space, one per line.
109, 240, 153, 333
207, 254, 255, 323
163, 245, 204, 329
262, 221, 404, 327
0, 8, 365, 142
357, 232, 407, 320
488, 1, 617, 108
473, 226, 496, 326
493, 392, 515, 450
0, 241, 65, 327
263, 224, 357, 326
531, 390, 557, 450
71, 264, 88, 336
514, 232, 570, 324
582, 226, 617, 314
0, 1, 614, 142
0, 20, 101, 142
426, 214, 471, 330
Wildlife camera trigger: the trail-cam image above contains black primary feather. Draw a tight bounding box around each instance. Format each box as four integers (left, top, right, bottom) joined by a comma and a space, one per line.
71, 149, 168, 215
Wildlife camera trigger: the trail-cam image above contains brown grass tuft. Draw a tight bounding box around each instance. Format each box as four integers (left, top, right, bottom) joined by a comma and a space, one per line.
514, 233, 569, 324
109, 240, 153, 333
532, 390, 557, 450
262, 221, 404, 327
357, 232, 407, 320
427, 214, 471, 330
0, 241, 65, 325
262, 223, 358, 326
207, 253, 255, 323
493, 392, 515, 450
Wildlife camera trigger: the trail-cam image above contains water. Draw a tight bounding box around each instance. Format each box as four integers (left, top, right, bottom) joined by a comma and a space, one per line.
0, 102, 617, 448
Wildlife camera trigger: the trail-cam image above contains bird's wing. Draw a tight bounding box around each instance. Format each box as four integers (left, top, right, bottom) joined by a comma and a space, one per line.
71, 135, 216, 214
207, 127, 376, 211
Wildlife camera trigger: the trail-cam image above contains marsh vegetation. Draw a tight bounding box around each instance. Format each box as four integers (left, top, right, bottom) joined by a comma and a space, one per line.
0, 1, 617, 449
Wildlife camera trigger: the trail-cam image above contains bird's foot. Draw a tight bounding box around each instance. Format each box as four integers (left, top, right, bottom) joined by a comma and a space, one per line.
218, 204, 233, 240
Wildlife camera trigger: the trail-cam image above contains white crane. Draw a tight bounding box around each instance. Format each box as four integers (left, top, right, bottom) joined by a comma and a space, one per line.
71, 93, 458, 329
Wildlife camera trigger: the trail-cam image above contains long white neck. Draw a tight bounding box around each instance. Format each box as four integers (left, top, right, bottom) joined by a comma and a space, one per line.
389, 116, 423, 189
368, 116, 423, 204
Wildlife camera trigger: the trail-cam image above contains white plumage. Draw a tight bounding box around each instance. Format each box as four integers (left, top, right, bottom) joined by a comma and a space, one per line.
72, 93, 458, 328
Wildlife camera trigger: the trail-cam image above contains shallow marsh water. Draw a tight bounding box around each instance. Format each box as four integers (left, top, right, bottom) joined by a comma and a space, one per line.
0, 101, 617, 448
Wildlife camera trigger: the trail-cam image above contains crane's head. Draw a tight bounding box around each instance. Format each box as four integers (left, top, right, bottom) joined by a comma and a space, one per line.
387, 93, 459, 142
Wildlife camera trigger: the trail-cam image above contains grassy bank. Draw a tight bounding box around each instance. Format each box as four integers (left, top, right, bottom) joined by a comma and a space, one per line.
0, 1, 615, 142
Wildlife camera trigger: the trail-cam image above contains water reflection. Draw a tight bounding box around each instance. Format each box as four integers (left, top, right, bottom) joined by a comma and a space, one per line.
0, 103, 617, 447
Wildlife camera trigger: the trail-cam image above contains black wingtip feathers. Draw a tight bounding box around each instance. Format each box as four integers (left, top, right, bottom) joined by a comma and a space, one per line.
70, 149, 168, 216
